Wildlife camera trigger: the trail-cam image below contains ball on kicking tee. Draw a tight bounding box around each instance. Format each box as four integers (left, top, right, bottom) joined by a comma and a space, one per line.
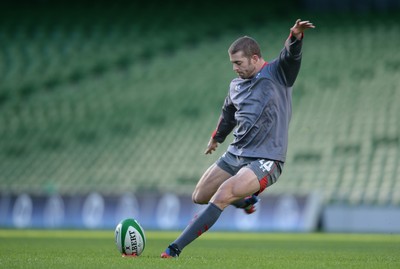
115, 218, 146, 257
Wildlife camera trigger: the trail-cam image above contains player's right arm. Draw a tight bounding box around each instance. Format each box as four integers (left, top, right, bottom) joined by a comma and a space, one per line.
205, 96, 237, 155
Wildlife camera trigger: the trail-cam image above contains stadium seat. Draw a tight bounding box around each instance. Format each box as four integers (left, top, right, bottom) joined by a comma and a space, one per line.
0, 4, 399, 206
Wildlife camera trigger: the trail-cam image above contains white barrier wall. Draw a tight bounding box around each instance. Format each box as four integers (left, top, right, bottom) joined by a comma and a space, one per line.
0, 192, 322, 232
323, 205, 400, 233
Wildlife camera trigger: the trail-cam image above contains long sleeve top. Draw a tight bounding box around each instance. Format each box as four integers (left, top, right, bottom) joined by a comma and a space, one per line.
212, 34, 303, 162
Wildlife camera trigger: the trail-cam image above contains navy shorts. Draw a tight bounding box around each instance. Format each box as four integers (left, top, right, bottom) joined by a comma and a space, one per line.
216, 151, 283, 195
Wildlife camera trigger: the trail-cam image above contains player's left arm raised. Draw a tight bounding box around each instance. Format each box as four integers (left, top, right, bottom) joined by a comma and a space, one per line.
277, 19, 315, 86
290, 19, 315, 40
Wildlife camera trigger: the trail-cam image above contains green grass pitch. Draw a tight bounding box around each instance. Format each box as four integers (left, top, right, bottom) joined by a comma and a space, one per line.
1, 229, 399, 269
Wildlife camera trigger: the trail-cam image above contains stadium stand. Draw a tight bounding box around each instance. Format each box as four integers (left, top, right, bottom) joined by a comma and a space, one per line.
0, 1, 399, 206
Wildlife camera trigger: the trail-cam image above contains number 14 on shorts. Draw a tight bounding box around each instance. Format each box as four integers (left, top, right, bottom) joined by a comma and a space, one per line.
259, 160, 274, 172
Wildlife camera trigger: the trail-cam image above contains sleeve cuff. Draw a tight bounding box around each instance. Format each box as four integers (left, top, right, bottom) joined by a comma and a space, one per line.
289, 32, 304, 41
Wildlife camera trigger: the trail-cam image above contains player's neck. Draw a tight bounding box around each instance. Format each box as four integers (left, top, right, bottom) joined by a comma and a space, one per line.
250, 60, 267, 78
258, 60, 267, 71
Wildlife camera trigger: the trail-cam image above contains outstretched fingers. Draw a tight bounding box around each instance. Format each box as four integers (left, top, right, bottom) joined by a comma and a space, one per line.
296, 19, 315, 30
290, 19, 315, 38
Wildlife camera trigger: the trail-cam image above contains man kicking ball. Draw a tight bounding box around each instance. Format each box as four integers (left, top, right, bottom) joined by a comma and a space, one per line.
161, 19, 315, 258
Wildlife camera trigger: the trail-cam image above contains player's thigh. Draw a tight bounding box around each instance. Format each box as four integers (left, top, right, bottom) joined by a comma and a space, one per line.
210, 167, 260, 209
192, 163, 232, 204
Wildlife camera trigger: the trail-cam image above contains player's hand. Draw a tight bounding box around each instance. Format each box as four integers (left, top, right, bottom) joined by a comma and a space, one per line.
204, 138, 219, 155
290, 19, 315, 39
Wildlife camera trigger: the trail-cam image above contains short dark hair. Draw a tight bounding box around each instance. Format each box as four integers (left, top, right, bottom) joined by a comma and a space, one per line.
228, 36, 262, 58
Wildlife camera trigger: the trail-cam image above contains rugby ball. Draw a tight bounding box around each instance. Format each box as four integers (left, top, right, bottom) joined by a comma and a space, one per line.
115, 218, 146, 257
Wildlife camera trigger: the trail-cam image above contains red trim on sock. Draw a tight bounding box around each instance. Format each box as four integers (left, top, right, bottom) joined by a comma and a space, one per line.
196, 224, 209, 237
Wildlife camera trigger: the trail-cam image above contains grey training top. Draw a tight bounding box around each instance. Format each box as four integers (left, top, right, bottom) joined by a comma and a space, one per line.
212, 34, 303, 162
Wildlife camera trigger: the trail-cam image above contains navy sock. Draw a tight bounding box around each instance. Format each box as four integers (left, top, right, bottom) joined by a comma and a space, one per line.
231, 198, 247, 208
231, 195, 257, 209
173, 203, 222, 252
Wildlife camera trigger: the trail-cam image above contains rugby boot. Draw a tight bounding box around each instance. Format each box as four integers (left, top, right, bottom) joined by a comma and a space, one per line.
243, 195, 259, 214
161, 243, 181, 258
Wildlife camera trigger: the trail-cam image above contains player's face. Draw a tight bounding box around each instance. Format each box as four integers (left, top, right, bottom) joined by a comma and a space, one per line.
229, 51, 257, 79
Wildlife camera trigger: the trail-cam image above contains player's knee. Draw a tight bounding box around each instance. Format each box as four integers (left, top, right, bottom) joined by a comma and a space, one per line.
192, 191, 209, 205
